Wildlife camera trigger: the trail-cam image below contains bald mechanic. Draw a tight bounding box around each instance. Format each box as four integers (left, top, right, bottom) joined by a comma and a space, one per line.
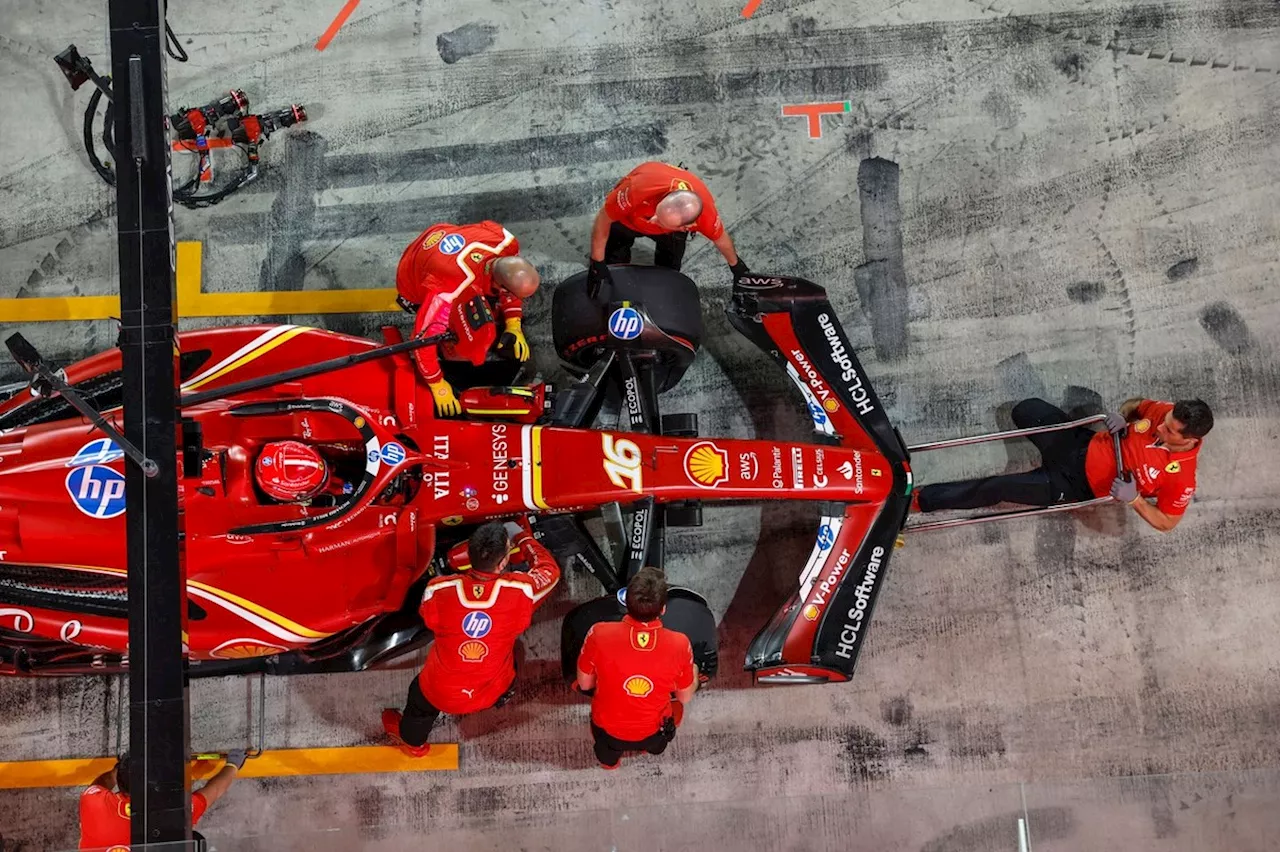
586, 161, 749, 297
382, 519, 560, 755
576, 567, 698, 769
395, 221, 540, 416
914, 396, 1214, 532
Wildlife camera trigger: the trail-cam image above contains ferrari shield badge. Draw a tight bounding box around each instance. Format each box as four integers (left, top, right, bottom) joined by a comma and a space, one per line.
634, 629, 652, 649
472, 584, 485, 598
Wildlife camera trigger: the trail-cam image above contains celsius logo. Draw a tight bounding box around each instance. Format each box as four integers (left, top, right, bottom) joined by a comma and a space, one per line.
66, 465, 127, 519
608, 307, 643, 340
461, 611, 493, 638
68, 439, 124, 467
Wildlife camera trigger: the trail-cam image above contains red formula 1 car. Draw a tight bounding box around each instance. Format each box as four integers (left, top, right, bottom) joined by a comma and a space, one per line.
0, 268, 912, 685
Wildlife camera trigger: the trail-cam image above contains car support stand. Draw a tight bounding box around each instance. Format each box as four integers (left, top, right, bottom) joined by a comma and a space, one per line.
904, 414, 1126, 532
109, 0, 192, 846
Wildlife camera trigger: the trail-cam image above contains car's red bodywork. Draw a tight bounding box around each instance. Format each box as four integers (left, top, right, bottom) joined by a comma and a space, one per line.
0, 321, 897, 670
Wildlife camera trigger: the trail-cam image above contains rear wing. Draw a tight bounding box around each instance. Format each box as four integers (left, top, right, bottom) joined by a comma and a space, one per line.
726, 275, 911, 683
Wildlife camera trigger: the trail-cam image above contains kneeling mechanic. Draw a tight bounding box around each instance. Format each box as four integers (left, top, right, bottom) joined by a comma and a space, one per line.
383, 518, 560, 755
575, 567, 699, 769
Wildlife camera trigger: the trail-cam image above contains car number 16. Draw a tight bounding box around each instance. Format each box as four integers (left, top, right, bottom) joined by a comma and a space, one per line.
602, 434, 643, 493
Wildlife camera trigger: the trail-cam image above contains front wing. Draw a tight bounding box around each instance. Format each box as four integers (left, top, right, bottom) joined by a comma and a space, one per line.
727, 275, 911, 683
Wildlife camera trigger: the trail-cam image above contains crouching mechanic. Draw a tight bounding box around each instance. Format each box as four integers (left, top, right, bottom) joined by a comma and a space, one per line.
575, 567, 698, 770
586, 161, 748, 297
383, 519, 560, 754
915, 396, 1214, 533
79, 750, 244, 850
395, 221, 541, 416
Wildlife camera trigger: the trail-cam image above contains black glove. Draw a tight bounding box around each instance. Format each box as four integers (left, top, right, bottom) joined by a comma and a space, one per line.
225, 749, 248, 769
728, 259, 750, 283
571, 681, 596, 698
587, 259, 612, 300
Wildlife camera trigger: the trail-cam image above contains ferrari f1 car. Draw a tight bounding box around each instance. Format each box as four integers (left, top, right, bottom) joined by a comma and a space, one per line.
0, 267, 930, 684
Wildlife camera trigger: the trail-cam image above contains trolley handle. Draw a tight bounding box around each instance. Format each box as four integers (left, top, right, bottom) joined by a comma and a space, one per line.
1112, 428, 1131, 483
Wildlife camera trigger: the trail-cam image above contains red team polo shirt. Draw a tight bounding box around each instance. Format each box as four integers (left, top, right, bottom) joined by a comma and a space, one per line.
1084, 400, 1200, 515
417, 534, 560, 714
394, 221, 525, 383
578, 616, 695, 741
603, 162, 725, 241
79, 785, 208, 850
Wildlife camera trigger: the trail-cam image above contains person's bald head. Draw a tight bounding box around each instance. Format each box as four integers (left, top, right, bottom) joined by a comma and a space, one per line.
653, 190, 703, 231
491, 256, 540, 299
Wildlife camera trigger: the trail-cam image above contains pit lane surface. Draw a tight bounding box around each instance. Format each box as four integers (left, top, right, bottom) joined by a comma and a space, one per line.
3, 0, 1280, 848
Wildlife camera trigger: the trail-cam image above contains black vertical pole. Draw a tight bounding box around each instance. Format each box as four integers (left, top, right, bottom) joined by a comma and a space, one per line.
108, 0, 190, 846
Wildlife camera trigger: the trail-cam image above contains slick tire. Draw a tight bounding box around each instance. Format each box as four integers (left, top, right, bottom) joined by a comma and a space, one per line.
552, 265, 704, 393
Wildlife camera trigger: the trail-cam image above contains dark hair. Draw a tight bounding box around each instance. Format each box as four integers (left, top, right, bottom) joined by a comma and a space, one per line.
1172, 399, 1214, 439
626, 567, 668, 621
116, 753, 131, 795
467, 522, 512, 573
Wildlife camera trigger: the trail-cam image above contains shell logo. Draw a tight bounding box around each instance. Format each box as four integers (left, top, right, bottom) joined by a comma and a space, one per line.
1132, 418, 1151, 434
624, 675, 654, 697
212, 640, 287, 659
802, 604, 820, 622
423, 230, 444, 249
823, 398, 839, 412
684, 441, 729, 488
459, 640, 489, 662
1165, 461, 1181, 474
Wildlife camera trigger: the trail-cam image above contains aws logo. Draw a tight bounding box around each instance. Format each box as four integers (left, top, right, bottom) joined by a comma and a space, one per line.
624, 675, 653, 697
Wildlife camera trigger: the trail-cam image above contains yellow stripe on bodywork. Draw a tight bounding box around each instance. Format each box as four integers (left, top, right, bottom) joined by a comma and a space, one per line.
181, 326, 311, 391
530, 426, 548, 509
50, 564, 330, 640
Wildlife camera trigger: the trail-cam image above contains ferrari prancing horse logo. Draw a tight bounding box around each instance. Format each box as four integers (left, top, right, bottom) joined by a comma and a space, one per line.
636, 630, 651, 648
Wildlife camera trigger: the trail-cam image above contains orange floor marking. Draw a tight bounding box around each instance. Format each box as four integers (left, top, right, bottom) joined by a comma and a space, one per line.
741, 0, 763, 17
316, 0, 362, 51
0, 745, 458, 790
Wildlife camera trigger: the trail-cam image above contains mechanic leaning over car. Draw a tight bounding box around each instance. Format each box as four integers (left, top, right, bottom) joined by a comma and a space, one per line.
586, 161, 749, 297
914, 396, 1213, 533
382, 519, 560, 755
79, 750, 244, 850
575, 567, 699, 770
395, 221, 540, 416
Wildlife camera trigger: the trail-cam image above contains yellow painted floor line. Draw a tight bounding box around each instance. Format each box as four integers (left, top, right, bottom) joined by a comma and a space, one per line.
1, 241, 401, 323
0, 744, 458, 790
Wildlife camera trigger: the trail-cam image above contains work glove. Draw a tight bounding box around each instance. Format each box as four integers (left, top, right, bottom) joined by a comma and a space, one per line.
1103, 412, 1128, 434
728, 259, 750, 284
1109, 476, 1139, 504
571, 681, 596, 698
225, 749, 248, 769
499, 318, 530, 361
428, 378, 462, 417
586, 259, 612, 300
503, 517, 533, 543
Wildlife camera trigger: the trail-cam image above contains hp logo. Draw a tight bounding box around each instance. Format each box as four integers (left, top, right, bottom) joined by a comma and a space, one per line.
66, 466, 127, 519
608, 307, 643, 341
817, 524, 835, 550
438, 233, 466, 255
462, 611, 493, 638
68, 438, 124, 467
380, 442, 406, 465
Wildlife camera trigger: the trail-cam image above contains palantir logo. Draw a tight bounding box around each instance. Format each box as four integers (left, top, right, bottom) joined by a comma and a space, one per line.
65, 465, 127, 519
608, 307, 643, 340
461, 611, 493, 639
67, 438, 124, 467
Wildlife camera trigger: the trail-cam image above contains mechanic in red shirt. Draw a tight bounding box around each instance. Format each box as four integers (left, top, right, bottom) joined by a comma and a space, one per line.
575, 567, 699, 769
79, 750, 243, 850
586, 161, 749, 296
915, 397, 1214, 532
382, 519, 561, 755
395, 221, 540, 416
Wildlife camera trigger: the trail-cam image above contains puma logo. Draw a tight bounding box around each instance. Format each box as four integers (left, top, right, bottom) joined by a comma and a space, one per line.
461, 688, 475, 699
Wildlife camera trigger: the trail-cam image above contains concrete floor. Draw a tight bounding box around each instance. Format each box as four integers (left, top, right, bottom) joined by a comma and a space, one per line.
3, 0, 1280, 848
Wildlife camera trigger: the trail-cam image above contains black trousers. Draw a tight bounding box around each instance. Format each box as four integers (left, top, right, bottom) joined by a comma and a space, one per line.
917, 398, 1096, 512
399, 677, 443, 747
591, 720, 675, 767
604, 222, 689, 270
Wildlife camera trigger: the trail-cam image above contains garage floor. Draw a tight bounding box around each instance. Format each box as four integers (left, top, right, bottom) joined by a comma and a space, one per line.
3, 0, 1280, 849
